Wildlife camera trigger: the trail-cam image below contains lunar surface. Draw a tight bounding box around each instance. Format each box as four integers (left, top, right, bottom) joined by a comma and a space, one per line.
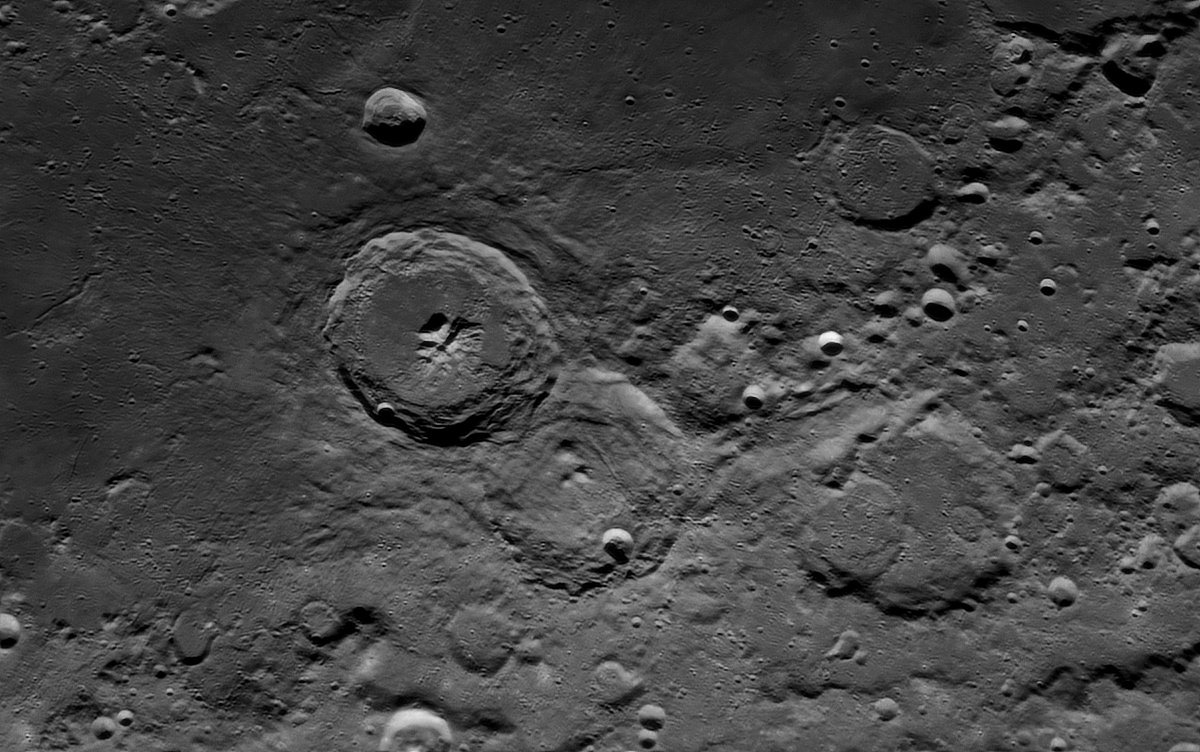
3, 1, 1200, 750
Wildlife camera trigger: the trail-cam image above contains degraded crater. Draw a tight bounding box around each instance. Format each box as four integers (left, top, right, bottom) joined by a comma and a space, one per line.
324, 230, 560, 444
445, 604, 518, 675
800, 476, 905, 591
859, 413, 1017, 613
793, 411, 1018, 614
481, 368, 684, 593
826, 123, 937, 230
484, 419, 678, 593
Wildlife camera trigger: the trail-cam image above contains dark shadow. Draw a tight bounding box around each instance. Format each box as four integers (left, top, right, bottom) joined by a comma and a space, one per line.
364, 117, 426, 147
850, 197, 939, 232
988, 137, 1024, 153
923, 302, 954, 322
1101, 60, 1152, 97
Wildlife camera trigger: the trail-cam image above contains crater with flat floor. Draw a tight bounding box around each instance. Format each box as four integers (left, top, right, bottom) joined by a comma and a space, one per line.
826, 123, 937, 230
324, 230, 560, 444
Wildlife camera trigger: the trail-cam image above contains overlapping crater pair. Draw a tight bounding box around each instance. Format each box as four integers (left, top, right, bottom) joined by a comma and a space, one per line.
325, 230, 686, 592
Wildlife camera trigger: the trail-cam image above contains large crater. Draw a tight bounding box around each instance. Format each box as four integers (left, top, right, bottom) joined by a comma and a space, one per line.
324, 229, 560, 444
